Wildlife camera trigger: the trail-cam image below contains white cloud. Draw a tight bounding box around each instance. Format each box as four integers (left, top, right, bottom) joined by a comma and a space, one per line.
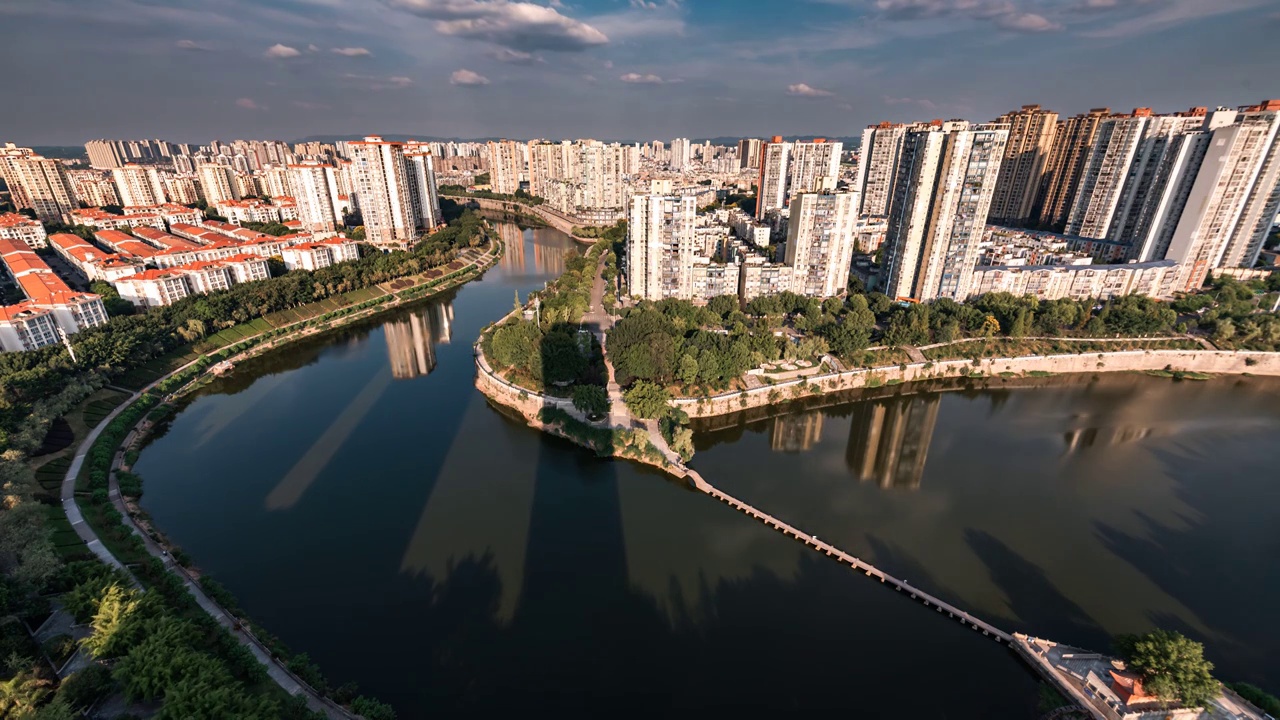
620, 72, 664, 84
871, 0, 1063, 32
342, 73, 415, 90
1080, 0, 1269, 38
331, 46, 372, 56
450, 68, 490, 85
175, 39, 210, 51
996, 12, 1061, 31
488, 47, 536, 64
308, 44, 320, 52
787, 82, 834, 97
265, 43, 301, 58
388, 0, 609, 51
235, 97, 264, 110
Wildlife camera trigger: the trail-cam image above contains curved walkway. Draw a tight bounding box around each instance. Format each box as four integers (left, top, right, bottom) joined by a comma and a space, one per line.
61, 370, 356, 719
56, 237, 503, 719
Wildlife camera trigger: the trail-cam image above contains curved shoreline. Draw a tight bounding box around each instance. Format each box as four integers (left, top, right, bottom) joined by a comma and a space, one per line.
60, 236, 504, 718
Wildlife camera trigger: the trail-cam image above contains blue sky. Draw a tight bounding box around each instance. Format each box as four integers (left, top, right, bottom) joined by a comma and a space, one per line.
2, 0, 1277, 144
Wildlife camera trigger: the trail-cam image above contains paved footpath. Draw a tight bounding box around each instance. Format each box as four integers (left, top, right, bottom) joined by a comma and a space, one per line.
61, 369, 355, 718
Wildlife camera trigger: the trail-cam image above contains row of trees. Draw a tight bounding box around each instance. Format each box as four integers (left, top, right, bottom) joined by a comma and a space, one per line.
486, 240, 608, 391
0, 207, 489, 717
1176, 275, 1280, 350
0, 210, 487, 445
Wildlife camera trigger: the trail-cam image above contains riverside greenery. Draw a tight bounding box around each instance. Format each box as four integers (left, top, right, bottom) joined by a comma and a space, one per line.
0, 207, 492, 718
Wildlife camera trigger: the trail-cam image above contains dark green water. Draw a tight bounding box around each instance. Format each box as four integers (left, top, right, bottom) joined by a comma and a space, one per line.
134, 221, 1280, 717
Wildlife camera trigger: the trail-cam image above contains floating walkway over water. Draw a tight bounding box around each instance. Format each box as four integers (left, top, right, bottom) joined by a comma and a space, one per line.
684, 469, 1013, 643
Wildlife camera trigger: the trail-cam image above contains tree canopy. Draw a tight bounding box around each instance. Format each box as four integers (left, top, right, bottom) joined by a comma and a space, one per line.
1115, 629, 1218, 709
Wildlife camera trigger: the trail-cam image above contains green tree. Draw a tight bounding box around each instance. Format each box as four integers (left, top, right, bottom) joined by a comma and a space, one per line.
571, 384, 609, 417
623, 380, 670, 419
0, 669, 53, 716
352, 695, 397, 720
677, 353, 700, 385
82, 584, 144, 658
1114, 629, 1218, 709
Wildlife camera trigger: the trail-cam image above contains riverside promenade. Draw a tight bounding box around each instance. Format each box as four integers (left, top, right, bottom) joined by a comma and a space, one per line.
57, 236, 504, 719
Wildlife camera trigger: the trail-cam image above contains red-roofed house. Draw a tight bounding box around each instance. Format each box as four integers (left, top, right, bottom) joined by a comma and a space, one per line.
175, 261, 233, 294
69, 207, 165, 231
131, 226, 202, 251
47, 233, 139, 282
93, 229, 158, 259
281, 238, 359, 271
115, 269, 190, 308
0, 212, 48, 248
0, 236, 108, 351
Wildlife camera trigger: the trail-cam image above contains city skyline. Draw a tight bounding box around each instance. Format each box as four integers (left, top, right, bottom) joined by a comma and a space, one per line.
3, 0, 1278, 145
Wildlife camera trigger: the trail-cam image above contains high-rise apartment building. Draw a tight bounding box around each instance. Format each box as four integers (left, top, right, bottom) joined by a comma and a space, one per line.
1166, 103, 1280, 290
486, 140, 524, 194
881, 122, 1009, 301
784, 192, 859, 298
1034, 108, 1110, 230
404, 148, 443, 231
626, 194, 698, 301
789, 140, 842, 196
670, 138, 691, 171
854, 123, 907, 218
1065, 109, 1153, 238
989, 105, 1058, 225
289, 161, 343, 233
197, 163, 240, 205
348, 136, 420, 247
0, 145, 78, 223
1101, 110, 1207, 252
756, 137, 790, 220
112, 164, 166, 207
738, 138, 762, 170
67, 170, 121, 208
85, 140, 127, 169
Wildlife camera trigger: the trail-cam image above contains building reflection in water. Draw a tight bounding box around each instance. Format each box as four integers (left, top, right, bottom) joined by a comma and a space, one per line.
770, 411, 824, 452
383, 301, 454, 379
495, 224, 569, 277
845, 393, 941, 489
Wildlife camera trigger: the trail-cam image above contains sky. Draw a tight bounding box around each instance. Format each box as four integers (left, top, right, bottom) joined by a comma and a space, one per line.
2, 0, 1278, 145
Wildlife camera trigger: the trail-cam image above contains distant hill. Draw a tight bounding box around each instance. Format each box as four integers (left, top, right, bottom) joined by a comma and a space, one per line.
32, 146, 87, 160
295, 134, 861, 148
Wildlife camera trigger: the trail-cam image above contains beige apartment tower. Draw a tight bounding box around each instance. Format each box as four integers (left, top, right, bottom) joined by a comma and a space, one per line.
1034, 107, 1110, 231
989, 105, 1058, 226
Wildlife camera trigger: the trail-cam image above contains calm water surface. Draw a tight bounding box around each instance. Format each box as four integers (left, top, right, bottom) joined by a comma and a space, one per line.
134, 221, 1280, 717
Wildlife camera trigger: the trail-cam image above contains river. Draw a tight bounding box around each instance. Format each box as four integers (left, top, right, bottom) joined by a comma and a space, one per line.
133, 221, 1280, 717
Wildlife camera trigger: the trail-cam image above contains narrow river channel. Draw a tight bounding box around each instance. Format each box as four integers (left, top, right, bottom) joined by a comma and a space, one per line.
133, 221, 1280, 717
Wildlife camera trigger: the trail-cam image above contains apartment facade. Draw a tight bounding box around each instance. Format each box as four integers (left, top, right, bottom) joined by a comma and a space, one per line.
626, 194, 698, 301
784, 192, 859, 298
347, 136, 419, 247
989, 105, 1058, 225
111, 164, 166, 207
1034, 108, 1110, 230
0, 145, 78, 223
486, 140, 524, 194
756, 138, 790, 220
882, 122, 1009, 301
855, 123, 907, 218
1064, 110, 1153, 239
0, 213, 48, 248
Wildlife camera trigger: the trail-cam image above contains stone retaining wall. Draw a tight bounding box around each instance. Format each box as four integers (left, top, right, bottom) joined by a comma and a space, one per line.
674, 350, 1280, 418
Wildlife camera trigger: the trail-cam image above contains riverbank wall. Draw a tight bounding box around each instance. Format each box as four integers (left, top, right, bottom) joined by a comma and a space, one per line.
673, 349, 1280, 419
450, 195, 600, 242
